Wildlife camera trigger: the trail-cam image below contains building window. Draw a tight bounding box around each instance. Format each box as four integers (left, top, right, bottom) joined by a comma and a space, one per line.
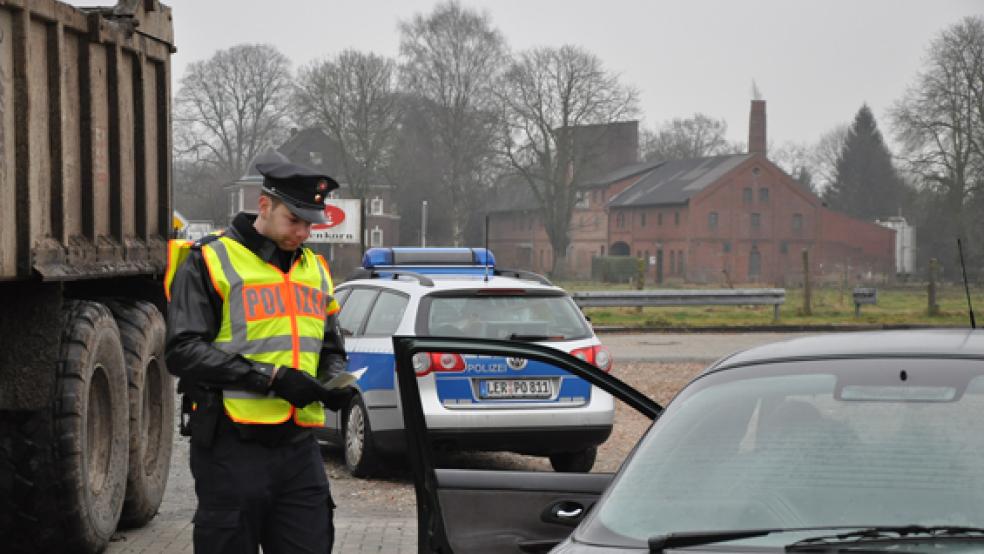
370, 226, 383, 247
310, 151, 323, 166
600, 245, 605, 256
751, 213, 761, 229
575, 191, 589, 209
792, 213, 803, 232
723, 241, 731, 253
708, 211, 718, 230
780, 241, 789, 254
674, 211, 680, 226
637, 250, 642, 258
670, 250, 676, 274
677, 250, 685, 276
640, 212, 647, 227
759, 187, 769, 202
743, 187, 753, 204
657, 212, 663, 226
229, 190, 238, 217
370, 197, 384, 215
616, 212, 625, 228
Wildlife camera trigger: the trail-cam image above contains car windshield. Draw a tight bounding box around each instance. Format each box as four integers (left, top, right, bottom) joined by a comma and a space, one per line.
578, 358, 984, 548
418, 293, 592, 341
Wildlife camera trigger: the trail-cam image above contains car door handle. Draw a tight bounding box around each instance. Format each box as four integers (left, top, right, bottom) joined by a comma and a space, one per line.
541, 500, 588, 527
557, 507, 583, 518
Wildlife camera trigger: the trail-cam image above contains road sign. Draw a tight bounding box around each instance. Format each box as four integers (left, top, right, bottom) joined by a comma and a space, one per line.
309, 199, 361, 244
172, 211, 188, 232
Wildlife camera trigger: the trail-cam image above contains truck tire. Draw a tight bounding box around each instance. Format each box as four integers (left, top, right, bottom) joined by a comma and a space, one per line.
0, 300, 129, 553
106, 300, 174, 528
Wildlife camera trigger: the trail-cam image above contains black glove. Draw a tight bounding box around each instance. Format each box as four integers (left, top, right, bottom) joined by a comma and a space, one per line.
320, 387, 352, 412
270, 366, 330, 408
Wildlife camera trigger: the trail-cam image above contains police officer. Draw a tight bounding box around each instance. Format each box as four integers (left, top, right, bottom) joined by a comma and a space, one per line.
165, 160, 349, 553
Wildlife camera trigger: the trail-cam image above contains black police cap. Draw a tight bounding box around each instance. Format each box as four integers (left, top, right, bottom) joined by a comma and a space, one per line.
256, 161, 340, 224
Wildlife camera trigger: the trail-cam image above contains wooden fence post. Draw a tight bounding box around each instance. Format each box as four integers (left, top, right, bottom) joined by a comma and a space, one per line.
928, 258, 940, 316
802, 249, 812, 316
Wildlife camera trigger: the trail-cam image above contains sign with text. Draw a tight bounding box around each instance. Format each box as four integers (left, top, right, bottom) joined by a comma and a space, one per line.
308, 199, 361, 244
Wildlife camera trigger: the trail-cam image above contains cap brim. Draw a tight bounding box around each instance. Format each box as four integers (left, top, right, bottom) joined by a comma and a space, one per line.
284, 202, 329, 224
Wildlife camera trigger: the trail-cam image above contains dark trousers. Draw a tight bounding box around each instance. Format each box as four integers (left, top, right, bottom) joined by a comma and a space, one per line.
190, 423, 334, 554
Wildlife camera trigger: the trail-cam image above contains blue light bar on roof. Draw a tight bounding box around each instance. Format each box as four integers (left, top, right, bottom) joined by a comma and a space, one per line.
362, 247, 495, 269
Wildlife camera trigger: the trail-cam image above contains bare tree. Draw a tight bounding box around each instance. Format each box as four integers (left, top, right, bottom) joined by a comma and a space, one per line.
770, 141, 819, 195
294, 50, 401, 204
892, 16, 984, 272
498, 45, 638, 276
174, 44, 294, 183
398, 1, 506, 245
811, 124, 850, 192
173, 159, 227, 224
641, 114, 738, 161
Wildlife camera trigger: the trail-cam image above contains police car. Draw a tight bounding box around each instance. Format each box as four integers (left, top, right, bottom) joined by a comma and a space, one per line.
320, 247, 614, 476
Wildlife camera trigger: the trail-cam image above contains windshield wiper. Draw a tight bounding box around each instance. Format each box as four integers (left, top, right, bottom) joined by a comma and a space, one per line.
507, 333, 562, 341
785, 525, 984, 551
649, 529, 775, 552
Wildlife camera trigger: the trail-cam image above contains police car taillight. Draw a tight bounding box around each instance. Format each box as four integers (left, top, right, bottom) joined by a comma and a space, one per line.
413, 352, 466, 377
570, 345, 613, 373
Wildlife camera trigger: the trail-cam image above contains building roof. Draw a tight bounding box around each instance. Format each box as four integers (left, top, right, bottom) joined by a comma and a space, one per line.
240, 146, 288, 181
487, 177, 540, 213
277, 128, 351, 178
608, 153, 752, 208
581, 160, 664, 188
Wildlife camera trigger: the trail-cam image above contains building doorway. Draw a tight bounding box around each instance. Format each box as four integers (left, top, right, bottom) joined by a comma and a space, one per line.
610, 241, 630, 256
749, 246, 762, 282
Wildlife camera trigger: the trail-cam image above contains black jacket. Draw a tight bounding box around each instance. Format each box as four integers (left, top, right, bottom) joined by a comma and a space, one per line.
165, 213, 347, 433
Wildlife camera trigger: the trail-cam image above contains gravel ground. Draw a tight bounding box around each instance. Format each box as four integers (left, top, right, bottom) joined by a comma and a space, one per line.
323, 360, 705, 518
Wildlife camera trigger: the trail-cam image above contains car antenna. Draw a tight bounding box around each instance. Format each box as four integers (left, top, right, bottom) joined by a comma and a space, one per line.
957, 238, 976, 328
483, 213, 491, 282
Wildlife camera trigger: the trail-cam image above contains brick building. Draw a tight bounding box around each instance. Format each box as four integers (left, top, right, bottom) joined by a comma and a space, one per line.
607, 101, 895, 285
225, 129, 400, 278
487, 101, 895, 284
488, 122, 647, 278
489, 161, 661, 277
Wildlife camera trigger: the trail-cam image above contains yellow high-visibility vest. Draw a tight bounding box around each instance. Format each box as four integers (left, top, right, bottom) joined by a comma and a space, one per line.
165, 235, 340, 426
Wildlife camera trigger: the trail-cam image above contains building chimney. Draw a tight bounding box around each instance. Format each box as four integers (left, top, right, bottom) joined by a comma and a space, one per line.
748, 100, 766, 155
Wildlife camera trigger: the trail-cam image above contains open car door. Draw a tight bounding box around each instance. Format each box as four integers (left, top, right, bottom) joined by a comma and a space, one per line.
393, 336, 663, 554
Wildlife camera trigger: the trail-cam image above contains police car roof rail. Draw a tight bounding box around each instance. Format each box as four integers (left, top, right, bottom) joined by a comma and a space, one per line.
493, 268, 553, 286
346, 268, 435, 287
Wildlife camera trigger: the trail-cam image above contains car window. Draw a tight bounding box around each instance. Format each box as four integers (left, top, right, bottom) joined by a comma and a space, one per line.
363, 291, 410, 336
333, 288, 351, 307
418, 293, 591, 340
578, 358, 984, 548
337, 288, 378, 336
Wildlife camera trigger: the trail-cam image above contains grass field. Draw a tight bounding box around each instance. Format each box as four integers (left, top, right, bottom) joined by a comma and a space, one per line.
557, 281, 984, 328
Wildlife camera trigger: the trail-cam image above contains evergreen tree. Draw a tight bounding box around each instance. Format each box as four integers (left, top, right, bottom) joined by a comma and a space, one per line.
823, 105, 905, 219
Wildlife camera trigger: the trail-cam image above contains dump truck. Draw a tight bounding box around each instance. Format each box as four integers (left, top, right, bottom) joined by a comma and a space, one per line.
0, 1, 176, 552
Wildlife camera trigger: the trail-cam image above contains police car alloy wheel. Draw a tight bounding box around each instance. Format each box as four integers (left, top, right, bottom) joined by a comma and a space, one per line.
343, 395, 379, 477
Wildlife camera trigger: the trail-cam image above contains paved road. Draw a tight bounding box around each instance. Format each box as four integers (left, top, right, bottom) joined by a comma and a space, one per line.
106, 331, 832, 553
599, 331, 821, 363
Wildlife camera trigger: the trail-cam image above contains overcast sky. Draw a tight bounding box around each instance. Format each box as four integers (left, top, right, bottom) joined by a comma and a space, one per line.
86, 0, 982, 149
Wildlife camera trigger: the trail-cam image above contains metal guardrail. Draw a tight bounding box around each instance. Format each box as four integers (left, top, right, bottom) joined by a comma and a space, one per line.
572, 289, 787, 320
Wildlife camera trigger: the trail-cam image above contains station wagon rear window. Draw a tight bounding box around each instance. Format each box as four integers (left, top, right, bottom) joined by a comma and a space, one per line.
417, 292, 591, 340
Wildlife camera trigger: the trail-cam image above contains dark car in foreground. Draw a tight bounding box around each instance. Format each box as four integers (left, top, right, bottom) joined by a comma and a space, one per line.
394, 330, 984, 553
